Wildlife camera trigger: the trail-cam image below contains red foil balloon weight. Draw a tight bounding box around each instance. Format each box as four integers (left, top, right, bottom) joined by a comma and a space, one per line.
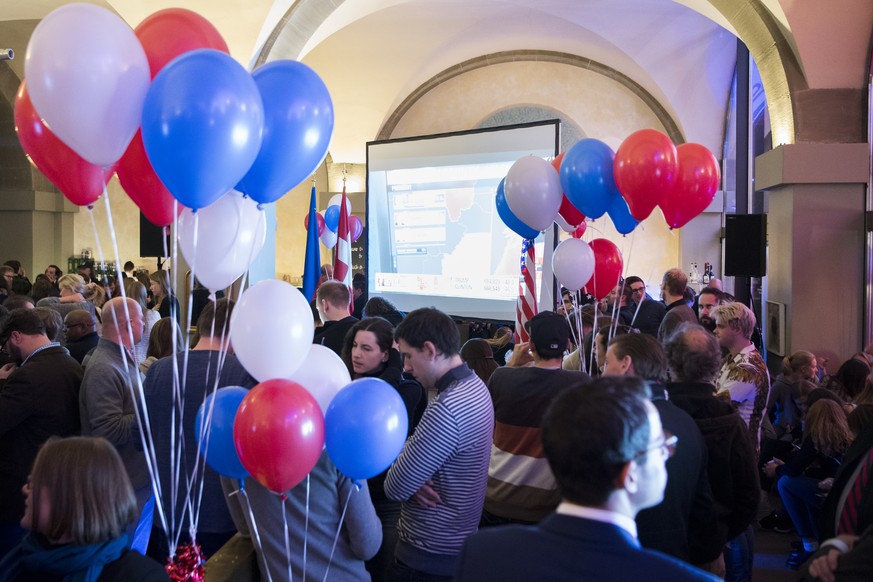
582, 238, 624, 300
613, 129, 678, 221
14, 81, 116, 207
233, 379, 325, 493
166, 542, 205, 582
659, 143, 720, 229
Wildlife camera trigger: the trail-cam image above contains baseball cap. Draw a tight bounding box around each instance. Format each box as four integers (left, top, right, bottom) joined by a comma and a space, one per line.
526, 311, 570, 352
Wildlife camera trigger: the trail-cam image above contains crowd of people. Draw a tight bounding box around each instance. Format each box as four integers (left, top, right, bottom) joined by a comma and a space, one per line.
2, 258, 873, 581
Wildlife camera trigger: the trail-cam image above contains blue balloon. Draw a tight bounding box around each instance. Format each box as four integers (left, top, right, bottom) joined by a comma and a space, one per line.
236, 60, 334, 204
324, 378, 408, 480
142, 49, 265, 210
495, 178, 539, 239
559, 139, 617, 219
324, 204, 340, 232
194, 386, 250, 480
607, 192, 638, 235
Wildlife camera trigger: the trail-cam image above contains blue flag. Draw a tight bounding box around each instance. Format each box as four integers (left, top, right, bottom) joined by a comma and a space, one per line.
302, 183, 320, 299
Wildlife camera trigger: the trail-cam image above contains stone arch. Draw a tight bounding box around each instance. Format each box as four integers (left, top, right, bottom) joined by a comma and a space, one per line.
255, 0, 804, 144
374, 51, 683, 144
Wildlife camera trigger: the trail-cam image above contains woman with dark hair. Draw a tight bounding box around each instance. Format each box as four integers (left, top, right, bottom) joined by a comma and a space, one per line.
460, 338, 498, 383
825, 358, 870, 402
138, 318, 180, 376
148, 271, 179, 324
361, 296, 405, 327
0, 436, 167, 581
340, 317, 426, 581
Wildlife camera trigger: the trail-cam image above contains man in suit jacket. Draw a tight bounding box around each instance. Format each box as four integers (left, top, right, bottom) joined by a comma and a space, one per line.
0, 309, 82, 556
455, 377, 719, 582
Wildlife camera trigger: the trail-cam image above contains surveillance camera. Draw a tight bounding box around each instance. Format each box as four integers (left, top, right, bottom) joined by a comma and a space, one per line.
0, 49, 14, 61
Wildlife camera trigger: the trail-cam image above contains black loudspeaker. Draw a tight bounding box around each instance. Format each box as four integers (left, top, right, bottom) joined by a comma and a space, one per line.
140, 213, 170, 257
724, 214, 766, 277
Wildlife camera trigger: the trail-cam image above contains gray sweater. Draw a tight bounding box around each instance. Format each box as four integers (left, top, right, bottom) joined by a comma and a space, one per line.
223, 451, 381, 581
80, 338, 149, 490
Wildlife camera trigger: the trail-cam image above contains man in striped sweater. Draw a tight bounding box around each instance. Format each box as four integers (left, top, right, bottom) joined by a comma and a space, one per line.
385, 308, 494, 581
483, 310, 589, 526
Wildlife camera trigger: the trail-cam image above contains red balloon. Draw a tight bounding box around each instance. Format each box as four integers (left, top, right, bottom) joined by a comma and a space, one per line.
659, 143, 720, 229
135, 8, 229, 79
571, 222, 587, 239
613, 129, 678, 221
582, 238, 624, 300
117, 130, 180, 226
303, 212, 326, 236
14, 81, 115, 207
552, 153, 586, 227
234, 379, 324, 493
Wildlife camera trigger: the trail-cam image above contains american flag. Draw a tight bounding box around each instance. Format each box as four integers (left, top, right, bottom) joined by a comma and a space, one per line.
333, 183, 353, 310
515, 238, 537, 342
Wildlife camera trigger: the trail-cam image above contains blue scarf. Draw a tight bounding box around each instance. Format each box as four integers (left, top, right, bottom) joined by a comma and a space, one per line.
0, 533, 128, 582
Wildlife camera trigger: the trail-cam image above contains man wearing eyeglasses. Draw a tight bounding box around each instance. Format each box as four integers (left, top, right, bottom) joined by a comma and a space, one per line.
624, 275, 665, 337
456, 377, 719, 581
0, 308, 82, 556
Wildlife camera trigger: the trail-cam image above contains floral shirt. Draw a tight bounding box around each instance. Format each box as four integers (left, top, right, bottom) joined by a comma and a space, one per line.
716, 344, 770, 452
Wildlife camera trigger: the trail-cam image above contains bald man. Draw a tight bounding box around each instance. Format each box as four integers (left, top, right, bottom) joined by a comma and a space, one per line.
79, 297, 151, 547
63, 309, 98, 364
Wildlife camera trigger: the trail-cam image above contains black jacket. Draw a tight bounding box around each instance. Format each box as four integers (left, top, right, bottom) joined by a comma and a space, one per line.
313, 316, 359, 356
666, 382, 760, 543
0, 345, 83, 521
637, 383, 718, 563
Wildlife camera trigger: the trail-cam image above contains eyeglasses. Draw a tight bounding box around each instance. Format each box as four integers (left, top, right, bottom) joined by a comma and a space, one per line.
635, 432, 678, 461
630, 286, 645, 295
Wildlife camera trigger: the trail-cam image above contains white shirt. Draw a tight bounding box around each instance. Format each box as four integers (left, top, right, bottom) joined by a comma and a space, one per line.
556, 501, 638, 540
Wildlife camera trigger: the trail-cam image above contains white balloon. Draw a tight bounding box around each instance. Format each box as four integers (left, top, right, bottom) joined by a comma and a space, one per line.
25, 4, 150, 165
290, 345, 352, 416
178, 190, 267, 291
327, 194, 352, 214
320, 228, 337, 249
230, 280, 314, 381
504, 156, 563, 232
552, 238, 596, 291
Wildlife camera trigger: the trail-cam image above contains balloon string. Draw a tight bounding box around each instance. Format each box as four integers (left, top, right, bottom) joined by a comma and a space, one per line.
238, 484, 273, 582
99, 191, 170, 541
303, 475, 310, 582
281, 493, 293, 582
322, 484, 356, 582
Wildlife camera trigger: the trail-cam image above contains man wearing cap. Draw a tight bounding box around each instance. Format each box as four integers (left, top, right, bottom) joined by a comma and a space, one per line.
482, 310, 590, 527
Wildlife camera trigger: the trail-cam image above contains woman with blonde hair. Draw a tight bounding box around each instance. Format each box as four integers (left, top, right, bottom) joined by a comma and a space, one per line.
0, 436, 166, 580
36, 274, 97, 340
765, 399, 853, 568
485, 326, 514, 366
148, 270, 179, 323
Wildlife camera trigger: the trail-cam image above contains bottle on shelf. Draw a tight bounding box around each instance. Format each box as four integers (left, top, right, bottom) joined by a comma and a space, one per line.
702, 262, 711, 284
689, 262, 700, 284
